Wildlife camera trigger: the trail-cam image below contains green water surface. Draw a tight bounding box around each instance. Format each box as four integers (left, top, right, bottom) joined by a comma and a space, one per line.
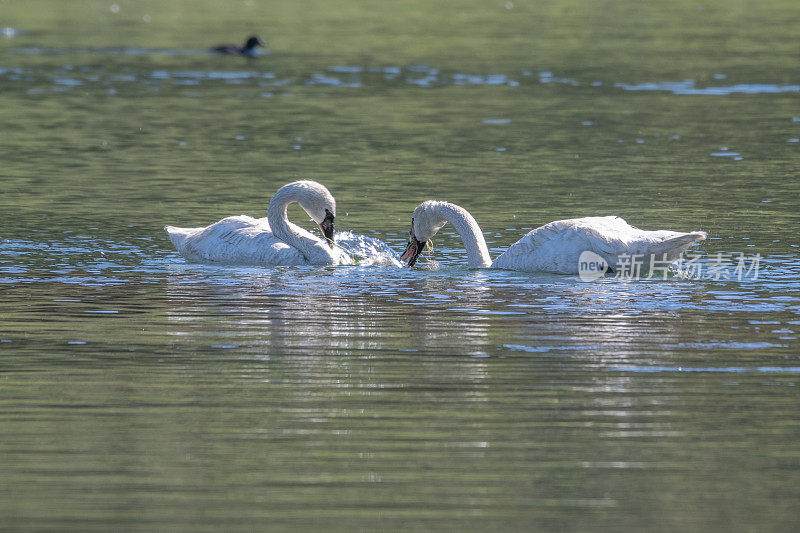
1, 1, 800, 531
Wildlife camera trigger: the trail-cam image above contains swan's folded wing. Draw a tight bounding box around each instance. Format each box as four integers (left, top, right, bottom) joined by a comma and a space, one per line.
167, 215, 307, 266
491, 216, 704, 273
491, 216, 628, 273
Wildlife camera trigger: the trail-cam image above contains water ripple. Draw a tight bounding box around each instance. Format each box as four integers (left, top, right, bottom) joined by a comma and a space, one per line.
611, 365, 800, 374
615, 79, 800, 95
5, 56, 797, 96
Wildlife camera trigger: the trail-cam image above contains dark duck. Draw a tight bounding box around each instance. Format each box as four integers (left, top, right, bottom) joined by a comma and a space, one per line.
211, 35, 266, 57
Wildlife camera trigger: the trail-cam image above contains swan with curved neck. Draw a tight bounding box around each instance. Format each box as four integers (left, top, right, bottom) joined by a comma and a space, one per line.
400, 200, 707, 273
165, 180, 351, 266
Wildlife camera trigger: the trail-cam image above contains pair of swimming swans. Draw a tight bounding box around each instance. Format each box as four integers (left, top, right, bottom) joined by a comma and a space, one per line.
165, 180, 706, 273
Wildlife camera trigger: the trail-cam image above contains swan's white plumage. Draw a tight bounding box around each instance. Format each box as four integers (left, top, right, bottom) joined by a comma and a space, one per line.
492, 215, 706, 273
165, 180, 352, 266
408, 201, 706, 273
165, 215, 313, 266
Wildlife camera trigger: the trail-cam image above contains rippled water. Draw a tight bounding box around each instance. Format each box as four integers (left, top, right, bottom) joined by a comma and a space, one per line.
5, 55, 800, 96
2, 0, 800, 530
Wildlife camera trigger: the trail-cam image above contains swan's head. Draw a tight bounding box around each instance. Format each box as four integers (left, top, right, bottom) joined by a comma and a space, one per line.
400, 201, 446, 267
292, 180, 336, 247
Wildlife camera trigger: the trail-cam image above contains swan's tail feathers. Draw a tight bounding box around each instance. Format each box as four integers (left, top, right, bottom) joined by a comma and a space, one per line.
164, 225, 194, 250
652, 231, 707, 258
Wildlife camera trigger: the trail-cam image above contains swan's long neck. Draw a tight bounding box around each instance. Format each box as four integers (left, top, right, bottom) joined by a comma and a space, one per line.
267, 184, 337, 265
431, 203, 492, 268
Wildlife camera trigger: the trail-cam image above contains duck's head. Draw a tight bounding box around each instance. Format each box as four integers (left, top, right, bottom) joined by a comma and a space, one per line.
244, 35, 266, 50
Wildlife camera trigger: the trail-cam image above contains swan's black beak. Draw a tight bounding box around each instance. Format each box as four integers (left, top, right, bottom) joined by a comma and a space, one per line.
400, 219, 424, 267
400, 238, 424, 267
319, 209, 335, 248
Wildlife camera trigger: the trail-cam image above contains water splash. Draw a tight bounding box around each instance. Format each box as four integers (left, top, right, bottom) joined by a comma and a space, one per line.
334, 231, 402, 267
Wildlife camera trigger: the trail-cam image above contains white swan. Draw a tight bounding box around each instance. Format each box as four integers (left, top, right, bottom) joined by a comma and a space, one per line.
400, 200, 707, 274
165, 180, 352, 266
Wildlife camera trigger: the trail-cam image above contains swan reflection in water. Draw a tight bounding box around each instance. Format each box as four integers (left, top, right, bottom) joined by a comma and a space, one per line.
163, 268, 502, 388
162, 264, 732, 444
164, 268, 495, 355
163, 264, 705, 370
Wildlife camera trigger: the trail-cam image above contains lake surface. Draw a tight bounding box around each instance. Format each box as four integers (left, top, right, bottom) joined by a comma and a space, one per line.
1, 1, 799, 530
